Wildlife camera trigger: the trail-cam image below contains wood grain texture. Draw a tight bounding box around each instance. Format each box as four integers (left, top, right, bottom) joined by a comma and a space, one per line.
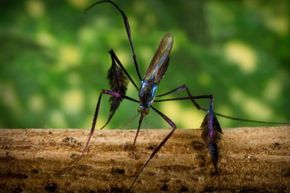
0, 126, 289, 193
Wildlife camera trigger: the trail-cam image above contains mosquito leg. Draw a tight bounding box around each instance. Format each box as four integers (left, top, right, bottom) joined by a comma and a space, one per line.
85, 0, 142, 80
55, 91, 103, 175
109, 49, 139, 91
59, 90, 112, 172
155, 94, 212, 103
128, 106, 176, 192
84, 89, 139, 153
157, 94, 222, 189
159, 95, 222, 178
156, 84, 202, 109
155, 95, 290, 124
57, 90, 138, 174
99, 93, 140, 130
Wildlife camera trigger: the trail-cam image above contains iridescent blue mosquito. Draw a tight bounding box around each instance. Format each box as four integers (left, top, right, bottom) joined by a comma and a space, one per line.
66, 1, 289, 192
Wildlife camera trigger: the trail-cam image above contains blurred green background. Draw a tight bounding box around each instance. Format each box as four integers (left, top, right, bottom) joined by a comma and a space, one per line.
0, 0, 289, 129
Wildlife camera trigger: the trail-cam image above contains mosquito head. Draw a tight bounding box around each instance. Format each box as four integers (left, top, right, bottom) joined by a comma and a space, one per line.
138, 106, 150, 117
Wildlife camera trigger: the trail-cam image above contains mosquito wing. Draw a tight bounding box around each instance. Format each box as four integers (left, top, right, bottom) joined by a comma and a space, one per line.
144, 33, 173, 84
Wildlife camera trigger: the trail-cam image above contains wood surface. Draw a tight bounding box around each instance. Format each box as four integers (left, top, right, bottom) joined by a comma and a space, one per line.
0, 126, 289, 193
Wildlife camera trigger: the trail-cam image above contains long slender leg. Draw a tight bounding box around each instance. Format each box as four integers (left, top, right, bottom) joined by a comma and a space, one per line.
55, 91, 104, 175
99, 93, 140, 131
155, 94, 212, 103
84, 89, 139, 153
155, 95, 289, 124
57, 90, 139, 174
157, 94, 227, 190
157, 84, 201, 109
157, 94, 222, 189
85, 0, 142, 80
83, 91, 104, 153
208, 110, 290, 124
97, 42, 140, 129
109, 50, 139, 91
128, 106, 177, 192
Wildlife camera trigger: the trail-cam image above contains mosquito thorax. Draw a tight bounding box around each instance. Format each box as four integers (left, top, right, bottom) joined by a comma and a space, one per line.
139, 79, 158, 111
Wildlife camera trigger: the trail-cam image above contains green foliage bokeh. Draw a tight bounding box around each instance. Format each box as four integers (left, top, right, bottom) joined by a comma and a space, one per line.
0, 0, 289, 129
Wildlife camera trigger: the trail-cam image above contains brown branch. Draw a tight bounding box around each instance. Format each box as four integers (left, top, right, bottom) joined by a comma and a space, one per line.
0, 126, 289, 193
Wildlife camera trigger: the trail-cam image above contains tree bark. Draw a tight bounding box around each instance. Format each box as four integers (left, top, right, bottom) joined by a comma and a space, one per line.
0, 126, 289, 193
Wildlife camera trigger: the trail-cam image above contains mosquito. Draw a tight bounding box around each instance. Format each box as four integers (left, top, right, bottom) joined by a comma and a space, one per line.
70, 1, 289, 191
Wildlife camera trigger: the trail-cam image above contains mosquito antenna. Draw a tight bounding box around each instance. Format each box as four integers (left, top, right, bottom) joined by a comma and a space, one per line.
133, 113, 144, 145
